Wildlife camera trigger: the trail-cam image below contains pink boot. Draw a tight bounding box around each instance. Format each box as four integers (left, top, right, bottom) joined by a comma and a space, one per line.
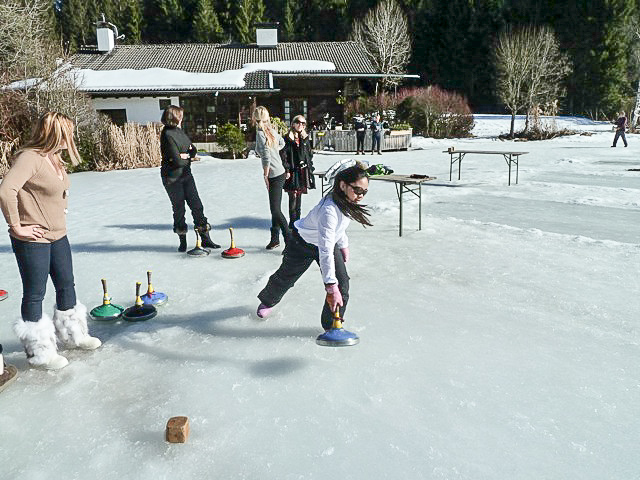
256, 303, 273, 319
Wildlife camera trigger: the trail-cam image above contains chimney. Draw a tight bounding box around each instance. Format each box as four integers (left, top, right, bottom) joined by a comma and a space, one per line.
255, 22, 279, 48
95, 14, 123, 54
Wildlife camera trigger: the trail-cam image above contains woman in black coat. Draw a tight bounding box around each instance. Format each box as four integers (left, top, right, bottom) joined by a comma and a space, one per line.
282, 115, 315, 227
160, 105, 219, 251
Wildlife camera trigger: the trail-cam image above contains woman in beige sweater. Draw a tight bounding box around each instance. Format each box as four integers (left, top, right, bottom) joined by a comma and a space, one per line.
0, 112, 100, 370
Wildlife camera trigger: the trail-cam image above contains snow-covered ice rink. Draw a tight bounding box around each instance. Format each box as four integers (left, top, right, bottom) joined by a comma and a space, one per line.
1, 115, 638, 479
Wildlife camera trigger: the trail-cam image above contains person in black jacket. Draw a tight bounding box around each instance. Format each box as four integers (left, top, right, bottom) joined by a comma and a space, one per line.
354, 116, 366, 155
160, 105, 219, 251
282, 115, 315, 227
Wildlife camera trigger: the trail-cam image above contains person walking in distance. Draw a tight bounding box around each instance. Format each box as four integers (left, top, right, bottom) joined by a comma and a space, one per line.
282, 115, 315, 227
253, 106, 290, 250
612, 111, 628, 147
0, 112, 101, 370
160, 105, 220, 251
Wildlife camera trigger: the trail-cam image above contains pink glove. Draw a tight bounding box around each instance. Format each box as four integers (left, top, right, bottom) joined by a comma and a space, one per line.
325, 284, 343, 312
340, 247, 349, 263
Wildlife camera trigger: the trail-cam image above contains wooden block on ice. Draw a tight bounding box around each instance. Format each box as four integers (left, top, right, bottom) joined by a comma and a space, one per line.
166, 416, 190, 443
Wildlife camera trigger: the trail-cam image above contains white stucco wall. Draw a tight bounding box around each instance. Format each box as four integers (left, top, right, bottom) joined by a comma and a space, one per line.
91, 96, 180, 124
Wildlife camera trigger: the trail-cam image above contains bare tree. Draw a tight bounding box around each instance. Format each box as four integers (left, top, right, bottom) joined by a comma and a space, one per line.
0, 0, 59, 80
495, 26, 571, 137
0, 0, 106, 170
352, 0, 411, 89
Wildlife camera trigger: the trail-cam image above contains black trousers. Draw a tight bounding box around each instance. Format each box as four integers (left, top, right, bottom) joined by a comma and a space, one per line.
356, 132, 365, 152
11, 235, 76, 322
268, 173, 290, 239
258, 231, 350, 329
163, 173, 208, 233
288, 192, 302, 228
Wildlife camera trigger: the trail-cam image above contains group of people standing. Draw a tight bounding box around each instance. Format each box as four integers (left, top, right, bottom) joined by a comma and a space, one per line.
354, 114, 387, 155
0, 106, 372, 386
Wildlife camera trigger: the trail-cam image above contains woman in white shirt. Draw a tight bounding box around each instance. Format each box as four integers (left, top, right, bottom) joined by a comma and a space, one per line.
256, 160, 371, 330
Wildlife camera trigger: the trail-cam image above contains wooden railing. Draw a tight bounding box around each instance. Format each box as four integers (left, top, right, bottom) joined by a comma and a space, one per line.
311, 129, 412, 152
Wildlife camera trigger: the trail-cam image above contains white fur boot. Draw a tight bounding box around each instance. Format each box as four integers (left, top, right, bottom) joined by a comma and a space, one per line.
53, 303, 102, 350
13, 315, 69, 370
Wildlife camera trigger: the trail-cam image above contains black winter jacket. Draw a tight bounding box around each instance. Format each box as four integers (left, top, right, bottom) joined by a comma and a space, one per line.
160, 126, 196, 185
282, 133, 315, 193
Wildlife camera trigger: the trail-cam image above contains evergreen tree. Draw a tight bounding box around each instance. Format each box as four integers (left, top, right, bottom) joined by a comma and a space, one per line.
215, 0, 235, 37
192, 0, 224, 43
112, 0, 143, 43
282, 0, 296, 41
299, 0, 350, 41
233, 0, 253, 43
232, 0, 266, 43
412, 0, 504, 107
143, 0, 187, 42
253, 0, 267, 25
56, 0, 88, 50
553, 0, 635, 116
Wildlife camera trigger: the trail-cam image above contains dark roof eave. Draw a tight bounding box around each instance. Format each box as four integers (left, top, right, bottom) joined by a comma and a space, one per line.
271, 73, 420, 78
82, 88, 280, 95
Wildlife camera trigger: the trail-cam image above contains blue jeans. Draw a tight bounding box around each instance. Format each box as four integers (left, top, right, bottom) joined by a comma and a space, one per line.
372, 131, 382, 153
11, 236, 77, 322
613, 130, 627, 147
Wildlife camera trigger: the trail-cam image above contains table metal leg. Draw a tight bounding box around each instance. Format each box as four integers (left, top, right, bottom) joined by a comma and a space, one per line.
418, 182, 422, 230
399, 183, 403, 237
458, 153, 462, 180
508, 155, 512, 186
449, 154, 453, 181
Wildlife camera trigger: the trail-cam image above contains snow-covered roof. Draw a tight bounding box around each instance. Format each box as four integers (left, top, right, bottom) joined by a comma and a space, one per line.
66, 41, 380, 93
6, 60, 338, 94
73, 60, 335, 92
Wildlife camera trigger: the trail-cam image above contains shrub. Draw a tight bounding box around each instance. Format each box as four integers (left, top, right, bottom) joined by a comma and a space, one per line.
395, 86, 474, 138
270, 116, 289, 136
92, 121, 163, 171
216, 123, 246, 159
345, 92, 397, 123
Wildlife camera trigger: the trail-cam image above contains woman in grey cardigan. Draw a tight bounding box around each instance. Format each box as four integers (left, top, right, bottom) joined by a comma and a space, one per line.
253, 106, 290, 249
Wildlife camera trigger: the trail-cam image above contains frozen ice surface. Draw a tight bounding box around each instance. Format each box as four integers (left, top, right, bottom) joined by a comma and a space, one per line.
0, 115, 638, 479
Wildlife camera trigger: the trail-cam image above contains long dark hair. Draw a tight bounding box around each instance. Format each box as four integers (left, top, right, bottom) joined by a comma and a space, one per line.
330, 165, 372, 227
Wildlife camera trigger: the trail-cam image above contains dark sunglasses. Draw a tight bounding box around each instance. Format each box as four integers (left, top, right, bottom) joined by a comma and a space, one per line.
349, 184, 368, 196
294, 120, 306, 125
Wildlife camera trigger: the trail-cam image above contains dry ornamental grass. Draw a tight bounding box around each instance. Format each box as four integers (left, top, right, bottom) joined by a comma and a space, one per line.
95, 123, 163, 172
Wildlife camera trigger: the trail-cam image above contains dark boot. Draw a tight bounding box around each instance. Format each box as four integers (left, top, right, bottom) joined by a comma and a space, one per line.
196, 224, 221, 249
266, 228, 280, 250
200, 230, 220, 249
178, 234, 187, 252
